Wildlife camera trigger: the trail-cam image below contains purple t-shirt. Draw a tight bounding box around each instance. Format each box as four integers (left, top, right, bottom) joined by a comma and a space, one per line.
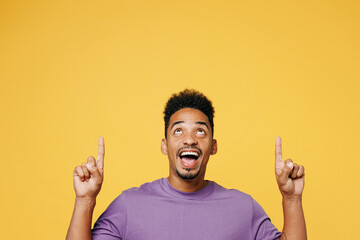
92, 178, 281, 240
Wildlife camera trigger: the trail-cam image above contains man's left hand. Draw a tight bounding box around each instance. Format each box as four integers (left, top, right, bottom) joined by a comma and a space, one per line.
275, 137, 305, 198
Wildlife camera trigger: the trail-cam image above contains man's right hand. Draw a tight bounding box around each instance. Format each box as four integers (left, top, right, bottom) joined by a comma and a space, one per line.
73, 136, 105, 200
66, 137, 105, 240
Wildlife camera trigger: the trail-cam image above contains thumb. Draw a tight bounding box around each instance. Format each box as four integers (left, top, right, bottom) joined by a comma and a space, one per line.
86, 156, 102, 183
278, 159, 293, 186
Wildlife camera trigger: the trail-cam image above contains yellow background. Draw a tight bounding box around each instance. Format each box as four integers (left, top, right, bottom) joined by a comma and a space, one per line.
1, 0, 359, 239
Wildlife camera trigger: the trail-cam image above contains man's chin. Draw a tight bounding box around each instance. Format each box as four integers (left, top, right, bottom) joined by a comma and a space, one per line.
176, 168, 201, 180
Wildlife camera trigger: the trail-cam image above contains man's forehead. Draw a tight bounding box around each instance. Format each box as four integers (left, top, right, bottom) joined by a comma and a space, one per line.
169, 108, 210, 124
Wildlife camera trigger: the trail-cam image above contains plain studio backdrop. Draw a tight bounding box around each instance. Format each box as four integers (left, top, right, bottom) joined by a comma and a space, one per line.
1, 0, 359, 239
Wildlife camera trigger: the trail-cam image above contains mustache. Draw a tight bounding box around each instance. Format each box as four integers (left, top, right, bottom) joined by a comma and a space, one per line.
176, 146, 202, 156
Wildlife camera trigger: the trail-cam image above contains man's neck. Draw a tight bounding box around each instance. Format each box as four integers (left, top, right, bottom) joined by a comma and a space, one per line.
167, 175, 208, 193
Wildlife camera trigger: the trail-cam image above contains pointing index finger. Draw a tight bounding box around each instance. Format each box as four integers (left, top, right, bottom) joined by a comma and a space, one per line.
275, 136, 284, 172
97, 136, 105, 173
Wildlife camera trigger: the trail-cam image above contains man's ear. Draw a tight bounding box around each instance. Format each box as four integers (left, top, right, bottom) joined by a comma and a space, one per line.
211, 139, 217, 155
161, 138, 168, 155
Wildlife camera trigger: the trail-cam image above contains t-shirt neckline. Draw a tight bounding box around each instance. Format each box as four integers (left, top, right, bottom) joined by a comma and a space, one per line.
162, 177, 215, 199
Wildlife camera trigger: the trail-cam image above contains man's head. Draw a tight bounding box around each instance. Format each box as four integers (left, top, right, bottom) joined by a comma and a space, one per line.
161, 89, 217, 182
163, 89, 215, 139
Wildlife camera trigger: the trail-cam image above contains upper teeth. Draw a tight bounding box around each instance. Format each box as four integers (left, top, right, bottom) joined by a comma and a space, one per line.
180, 151, 199, 157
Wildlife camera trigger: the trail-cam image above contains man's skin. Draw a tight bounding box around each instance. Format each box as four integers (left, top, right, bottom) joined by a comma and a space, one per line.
66, 108, 306, 240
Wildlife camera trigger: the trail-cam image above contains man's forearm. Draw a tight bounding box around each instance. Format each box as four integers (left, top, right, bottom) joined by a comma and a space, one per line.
66, 198, 96, 240
281, 196, 307, 240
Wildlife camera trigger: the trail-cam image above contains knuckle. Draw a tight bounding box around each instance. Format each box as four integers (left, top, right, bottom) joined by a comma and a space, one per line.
75, 168, 84, 176
75, 166, 82, 171
89, 166, 96, 173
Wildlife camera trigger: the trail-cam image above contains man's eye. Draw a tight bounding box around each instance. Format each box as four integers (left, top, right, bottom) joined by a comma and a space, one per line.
174, 129, 182, 134
197, 129, 205, 135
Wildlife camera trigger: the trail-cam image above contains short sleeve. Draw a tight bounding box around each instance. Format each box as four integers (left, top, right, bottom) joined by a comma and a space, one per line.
91, 193, 127, 240
251, 198, 282, 240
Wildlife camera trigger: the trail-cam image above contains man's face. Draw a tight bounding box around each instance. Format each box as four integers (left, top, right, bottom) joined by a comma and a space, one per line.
161, 108, 217, 181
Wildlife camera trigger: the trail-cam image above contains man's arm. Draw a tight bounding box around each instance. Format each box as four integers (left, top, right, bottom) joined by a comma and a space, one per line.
67, 197, 96, 240
66, 137, 105, 240
275, 137, 307, 240
281, 196, 306, 240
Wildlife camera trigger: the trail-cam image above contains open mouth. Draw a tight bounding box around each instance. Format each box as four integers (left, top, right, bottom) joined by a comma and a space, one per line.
179, 150, 200, 168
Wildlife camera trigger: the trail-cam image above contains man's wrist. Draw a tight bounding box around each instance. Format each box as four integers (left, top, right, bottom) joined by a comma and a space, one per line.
281, 192, 302, 201
282, 194, 303, 208
75, 197, 97, 209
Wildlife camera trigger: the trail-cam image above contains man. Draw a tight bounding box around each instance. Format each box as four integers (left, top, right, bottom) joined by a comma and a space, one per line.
66, 89, 306, 240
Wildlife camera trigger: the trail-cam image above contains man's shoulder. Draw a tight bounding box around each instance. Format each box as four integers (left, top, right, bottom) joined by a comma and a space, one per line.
119, 178, 165, 197
106, 178, 164, 208
211, 181, 253, 201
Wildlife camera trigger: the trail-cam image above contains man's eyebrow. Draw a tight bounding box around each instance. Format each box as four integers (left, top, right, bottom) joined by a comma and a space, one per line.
170, 121, 209, 130
196, 121, 209, 129
170, 121, 184, 130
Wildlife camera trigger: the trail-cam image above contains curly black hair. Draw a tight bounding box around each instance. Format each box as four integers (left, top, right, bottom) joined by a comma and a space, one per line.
163, 89, 215, 138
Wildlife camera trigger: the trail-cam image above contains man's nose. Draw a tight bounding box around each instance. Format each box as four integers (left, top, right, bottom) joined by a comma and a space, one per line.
182, 132, 198, 145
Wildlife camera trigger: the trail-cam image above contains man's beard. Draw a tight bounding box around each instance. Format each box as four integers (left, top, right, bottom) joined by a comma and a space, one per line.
176, 167, 201, 180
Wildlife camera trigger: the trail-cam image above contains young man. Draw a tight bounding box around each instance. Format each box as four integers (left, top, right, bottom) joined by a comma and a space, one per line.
66, 89, 307, 240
